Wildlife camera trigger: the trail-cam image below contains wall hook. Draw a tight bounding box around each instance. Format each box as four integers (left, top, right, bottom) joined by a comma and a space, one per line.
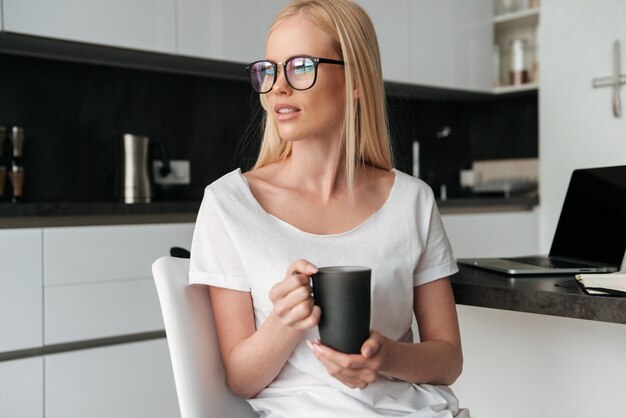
592, 39, 626, 117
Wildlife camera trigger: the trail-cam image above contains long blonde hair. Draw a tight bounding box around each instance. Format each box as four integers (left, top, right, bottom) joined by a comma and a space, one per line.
252, 0, 393, 189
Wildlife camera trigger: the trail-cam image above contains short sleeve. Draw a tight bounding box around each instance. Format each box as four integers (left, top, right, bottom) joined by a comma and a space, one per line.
189, 187, 250, 291
412, 188, 459, 286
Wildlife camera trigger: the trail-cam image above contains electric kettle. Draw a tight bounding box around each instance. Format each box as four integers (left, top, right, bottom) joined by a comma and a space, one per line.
121, 133, 170, 204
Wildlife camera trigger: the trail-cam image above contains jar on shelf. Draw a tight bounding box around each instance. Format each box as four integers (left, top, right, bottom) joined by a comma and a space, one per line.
509, 38, 529, 85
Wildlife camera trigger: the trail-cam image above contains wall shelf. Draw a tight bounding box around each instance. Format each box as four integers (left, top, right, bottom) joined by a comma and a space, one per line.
494, 8, 540, 31
493, 82, 539, 95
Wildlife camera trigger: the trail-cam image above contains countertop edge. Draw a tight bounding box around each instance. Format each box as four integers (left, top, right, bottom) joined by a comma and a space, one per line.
451, 280, 626, 325
0, 213, 197, 228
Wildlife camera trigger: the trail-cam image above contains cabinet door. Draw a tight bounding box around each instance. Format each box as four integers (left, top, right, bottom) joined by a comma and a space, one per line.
177, 0, 289, 62
0, 228, 43, 352
43, 223, 194, 344
355, 0, 411, 83
3, 0, 176, 54
442, 210, 539, 258
0, 357, 44, 418
409, 0, 493, 91
45, 339, 179, 418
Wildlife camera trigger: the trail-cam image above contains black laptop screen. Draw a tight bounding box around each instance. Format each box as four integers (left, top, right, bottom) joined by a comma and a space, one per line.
549, 165, 626, 266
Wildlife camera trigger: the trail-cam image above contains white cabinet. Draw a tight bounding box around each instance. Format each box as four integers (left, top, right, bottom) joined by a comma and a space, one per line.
409, 0, 493, 90
356, 0, 493, 89
177, 0, 289, 62
453, 305, 626, 418
45, 339, 179, 418
0, 357, 44, 418
354, 0, 411, 83
0, 228, 43, 352
2, 0, 176, 54
442, 210, 539, 258
43, 223, 194, 344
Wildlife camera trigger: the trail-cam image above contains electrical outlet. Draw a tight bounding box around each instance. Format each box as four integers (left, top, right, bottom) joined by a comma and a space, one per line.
153, 160, 190, 185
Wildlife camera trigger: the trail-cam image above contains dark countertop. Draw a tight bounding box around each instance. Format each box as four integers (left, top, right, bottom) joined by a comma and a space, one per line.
451, 265, 626, 324
0, 201, 199, 228
0, 195, 538, 228
437, 195, 538, 214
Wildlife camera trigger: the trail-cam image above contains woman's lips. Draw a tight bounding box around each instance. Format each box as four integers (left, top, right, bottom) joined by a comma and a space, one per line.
275, 104, 300, 121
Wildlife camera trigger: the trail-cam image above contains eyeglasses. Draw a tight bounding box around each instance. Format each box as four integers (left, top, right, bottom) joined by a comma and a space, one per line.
246, 55, 345, 94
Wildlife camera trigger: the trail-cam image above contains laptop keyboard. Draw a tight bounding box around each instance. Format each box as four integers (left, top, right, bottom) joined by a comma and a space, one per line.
503, 256, 591, 269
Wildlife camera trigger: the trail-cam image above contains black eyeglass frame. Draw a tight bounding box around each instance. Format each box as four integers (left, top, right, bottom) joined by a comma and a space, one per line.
245, 55, 345, 94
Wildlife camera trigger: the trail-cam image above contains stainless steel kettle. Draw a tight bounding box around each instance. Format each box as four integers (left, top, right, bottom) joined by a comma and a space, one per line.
122, 134, 151, 203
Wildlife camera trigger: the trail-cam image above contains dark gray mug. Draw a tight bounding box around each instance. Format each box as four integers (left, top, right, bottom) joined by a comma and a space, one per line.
312, 266, 371, 354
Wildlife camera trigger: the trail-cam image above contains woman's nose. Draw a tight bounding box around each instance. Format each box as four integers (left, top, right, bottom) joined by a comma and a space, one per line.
273, 66, 291, 94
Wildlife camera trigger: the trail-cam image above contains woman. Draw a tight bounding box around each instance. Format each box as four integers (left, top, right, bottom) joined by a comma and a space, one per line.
189, 0, 470, 416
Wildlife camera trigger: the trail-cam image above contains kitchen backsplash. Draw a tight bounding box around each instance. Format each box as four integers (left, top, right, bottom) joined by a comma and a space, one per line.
0, 52, 536, 203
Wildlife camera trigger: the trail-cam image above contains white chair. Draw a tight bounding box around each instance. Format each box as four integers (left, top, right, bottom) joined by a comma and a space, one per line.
152, 256, 258, 418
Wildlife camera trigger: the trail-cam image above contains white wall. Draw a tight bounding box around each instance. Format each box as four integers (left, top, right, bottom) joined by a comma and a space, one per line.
538, 0, 626, 252
442, 210, 539, 258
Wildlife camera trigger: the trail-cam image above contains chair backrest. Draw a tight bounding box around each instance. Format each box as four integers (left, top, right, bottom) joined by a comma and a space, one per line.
152, 256, 258, 418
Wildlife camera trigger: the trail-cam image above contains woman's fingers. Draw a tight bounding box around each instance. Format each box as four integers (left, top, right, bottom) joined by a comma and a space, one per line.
307, 340, 379, 388
269, 259, 319, 329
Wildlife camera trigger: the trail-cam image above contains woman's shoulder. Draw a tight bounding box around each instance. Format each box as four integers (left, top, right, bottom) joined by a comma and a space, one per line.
205, 168, 245, 194
391, 168, 434, 197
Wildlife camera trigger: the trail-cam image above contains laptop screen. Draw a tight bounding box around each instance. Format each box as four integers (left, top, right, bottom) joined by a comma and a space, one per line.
550, 165, 626, 266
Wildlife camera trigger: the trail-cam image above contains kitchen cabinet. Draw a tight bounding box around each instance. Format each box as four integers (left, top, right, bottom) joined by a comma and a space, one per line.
408, 0, 493, 90
45, 339, 179, 418
177, 0, 289, 62
356, 0, 493, 89
354, 0, 411, 83
0, 228, 43, 352
441, 210, 539, 258
0, 222, 193, 418
2, 0, 176, 54
453, 305, 626, 418
43, 223, 194, 344
0, 357, 44, 418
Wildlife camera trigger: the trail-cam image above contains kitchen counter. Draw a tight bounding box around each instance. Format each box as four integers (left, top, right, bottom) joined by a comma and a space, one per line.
451, 265, 626, 324
0, 201, 199, 228
437, 195, 538, 214
0, 195, 537, 228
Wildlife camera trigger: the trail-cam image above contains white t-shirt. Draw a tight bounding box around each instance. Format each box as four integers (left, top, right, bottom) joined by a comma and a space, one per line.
189, 168, 470, 418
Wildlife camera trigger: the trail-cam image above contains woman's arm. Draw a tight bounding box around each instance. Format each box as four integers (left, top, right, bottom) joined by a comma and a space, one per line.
379, 277, 463, 385
309, 277, 463, 387
209, 259, 321, 399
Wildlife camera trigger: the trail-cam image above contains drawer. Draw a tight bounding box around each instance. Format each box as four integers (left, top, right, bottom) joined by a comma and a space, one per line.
0, 228, 43, 352
45, 339, 179, 418
44, 278, 163, 345
0, 357, 44, 418
43, 223, 194, 286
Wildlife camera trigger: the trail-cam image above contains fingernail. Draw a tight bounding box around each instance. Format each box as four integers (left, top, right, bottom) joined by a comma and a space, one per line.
362, 347, 373, 357
306, 264, 318, 274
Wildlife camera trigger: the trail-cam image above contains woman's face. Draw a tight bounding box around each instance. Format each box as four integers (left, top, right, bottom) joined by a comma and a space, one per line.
264, 14, 346, 144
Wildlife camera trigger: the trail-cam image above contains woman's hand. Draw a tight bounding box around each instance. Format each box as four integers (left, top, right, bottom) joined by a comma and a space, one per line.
269, 259, 321, 331
307, 331, 388, 389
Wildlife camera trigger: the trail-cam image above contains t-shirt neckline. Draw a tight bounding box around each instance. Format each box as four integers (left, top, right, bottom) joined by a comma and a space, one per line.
235, 168, 399, 238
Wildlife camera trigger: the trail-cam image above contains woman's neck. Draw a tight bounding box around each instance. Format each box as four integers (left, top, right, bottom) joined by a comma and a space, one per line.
280, 140, 348, 201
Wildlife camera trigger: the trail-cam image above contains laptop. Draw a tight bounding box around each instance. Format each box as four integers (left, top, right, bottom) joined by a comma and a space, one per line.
457, 165, 626, 275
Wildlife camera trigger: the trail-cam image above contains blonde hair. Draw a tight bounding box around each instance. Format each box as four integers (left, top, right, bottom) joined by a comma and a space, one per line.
252, 0, 393, 189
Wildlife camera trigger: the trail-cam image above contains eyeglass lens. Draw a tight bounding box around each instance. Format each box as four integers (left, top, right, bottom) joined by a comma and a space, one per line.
249, 57, 317, 93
